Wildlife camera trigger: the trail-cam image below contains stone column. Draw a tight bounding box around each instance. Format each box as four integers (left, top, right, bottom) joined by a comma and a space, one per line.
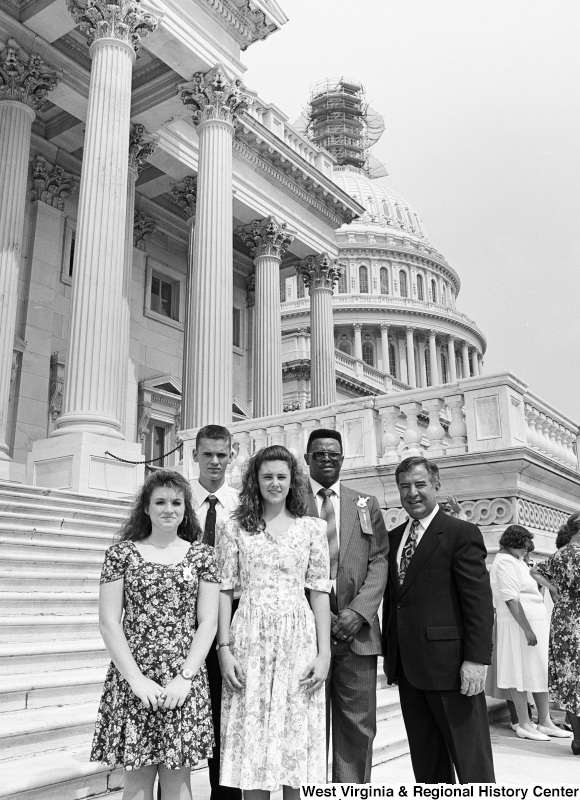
28, 2, 157, 495
471, 348, 479, 377
380, 323, 390, 373
353, 323, 363, 361
418, 335, 428, 388
121, 124, 156, 430
296, 253, 343, 407
428, 329, 439, 386
478, 353, 484, 375
238, 216, 294, 418
171, 176, 197, 430
0, 40, 59, 473
398, 334, 408, 385
461, 341, 470, 378
405, 326, 417, 388
180, 65, 253, 426
447, 335, 457, 383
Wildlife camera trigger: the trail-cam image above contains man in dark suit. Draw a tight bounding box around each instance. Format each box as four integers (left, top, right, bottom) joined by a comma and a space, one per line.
305, 428, 389, 783
382, 455, 495, 784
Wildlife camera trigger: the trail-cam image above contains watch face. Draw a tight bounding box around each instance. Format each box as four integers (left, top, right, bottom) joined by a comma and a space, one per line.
181, 668, 193, 679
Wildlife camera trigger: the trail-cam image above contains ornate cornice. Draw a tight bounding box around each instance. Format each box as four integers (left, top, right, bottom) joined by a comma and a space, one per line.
171, 175, 197, 220
129, 123, 156, 174
30, 155, 76, 210
200, 0, 284, 49
516, 499, 568, 533
133, 210, 157, 250
237, 215, 294, 260
66, 0, 158, 51
179, 64, 253, 126
296, 253, 345, 291
0, 39, 61, 111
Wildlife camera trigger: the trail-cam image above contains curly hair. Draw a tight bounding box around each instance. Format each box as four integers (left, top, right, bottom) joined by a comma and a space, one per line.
555, 510, 580, 549
118, 469, 202, 543
232, 445, 309, 532
499, 524, 533, 550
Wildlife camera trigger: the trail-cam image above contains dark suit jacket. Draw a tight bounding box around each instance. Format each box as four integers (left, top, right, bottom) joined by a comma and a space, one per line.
382, 509, 493, 690
307, 484, 389, 656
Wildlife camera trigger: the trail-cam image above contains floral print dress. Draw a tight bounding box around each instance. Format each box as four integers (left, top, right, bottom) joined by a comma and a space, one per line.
536, 542, 580, 714
90, 540, 219, 770
217, 516, 331, 791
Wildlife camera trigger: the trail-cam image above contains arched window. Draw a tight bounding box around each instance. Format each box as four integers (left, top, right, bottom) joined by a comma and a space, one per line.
388, 343, 397, 377
359, 265, 369, 294
416, 274, 424, 301
431, 279, 437, 303
362, 336, 374, 367
380, 267, 389, 295
338, 269, 348, 294
399, 270, 408, 298
338, 335, 351, 355
296, 277, 305, 299
441, 352, 448, 384
425, 349, 431, 386
280, 276, 286, 303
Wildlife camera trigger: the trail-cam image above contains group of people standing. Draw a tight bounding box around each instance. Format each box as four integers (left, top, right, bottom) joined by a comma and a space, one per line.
89, 423, 580, 799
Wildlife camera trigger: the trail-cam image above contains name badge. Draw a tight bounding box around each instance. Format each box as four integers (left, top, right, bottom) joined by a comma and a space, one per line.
356, 496, 373, 535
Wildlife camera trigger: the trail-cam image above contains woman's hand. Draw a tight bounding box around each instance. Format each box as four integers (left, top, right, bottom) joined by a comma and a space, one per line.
525, 628, 537, 646
299, 653, 331, 695
159, 674, 192, 710
218, 648, 245, 692
128, 675, 165, 710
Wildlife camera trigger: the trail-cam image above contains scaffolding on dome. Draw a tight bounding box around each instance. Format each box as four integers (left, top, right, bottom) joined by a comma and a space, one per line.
306, 77, 386, 176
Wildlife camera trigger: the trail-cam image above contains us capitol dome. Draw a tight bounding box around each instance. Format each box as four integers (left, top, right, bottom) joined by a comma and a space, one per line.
279, 77, 486, 408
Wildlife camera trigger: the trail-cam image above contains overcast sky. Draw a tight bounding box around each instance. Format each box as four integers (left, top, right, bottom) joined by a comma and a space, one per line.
243, 0, 580, 420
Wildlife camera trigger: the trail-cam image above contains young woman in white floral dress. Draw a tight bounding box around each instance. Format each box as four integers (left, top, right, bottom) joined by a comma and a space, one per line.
217, 445, 331, 799
91, 470, 220, 800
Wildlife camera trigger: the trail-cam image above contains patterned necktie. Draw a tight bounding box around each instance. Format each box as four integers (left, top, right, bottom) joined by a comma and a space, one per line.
319, 488, 338, 580
399, 519, 420, 584
203, 495, 218, 547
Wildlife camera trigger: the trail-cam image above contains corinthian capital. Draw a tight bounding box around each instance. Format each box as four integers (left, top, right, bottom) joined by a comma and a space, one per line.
296, 253, 345, 291
67, 0, 158, 51
171, 176, 197, 220
133, 210, 157, 250
238, 216, 294, 261
179, 64, 253, 126
0, 39, 60, 110
129, 124, 156, 173
30, 156, 76, 210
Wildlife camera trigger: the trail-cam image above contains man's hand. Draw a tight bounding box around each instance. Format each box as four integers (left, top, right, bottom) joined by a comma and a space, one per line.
460, 660, 486, 696
332, 609, 365, 643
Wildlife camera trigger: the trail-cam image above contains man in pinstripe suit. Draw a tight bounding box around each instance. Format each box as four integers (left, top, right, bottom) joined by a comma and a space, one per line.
305, 429, 389, 784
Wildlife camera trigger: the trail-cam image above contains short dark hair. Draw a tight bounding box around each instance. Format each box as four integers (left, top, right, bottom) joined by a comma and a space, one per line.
556, 511, 580, 549
395, 456, 440, 487
307, 428, 342, 452
499, 524, 533, 550
195, 424, 231, 449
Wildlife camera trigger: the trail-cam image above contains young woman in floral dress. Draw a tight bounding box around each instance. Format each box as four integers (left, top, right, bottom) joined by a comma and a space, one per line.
91, 470, 220, 800
217, 445, 331, 799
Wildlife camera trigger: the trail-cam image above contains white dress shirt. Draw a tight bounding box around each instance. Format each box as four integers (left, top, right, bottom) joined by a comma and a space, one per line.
190, 479, 239, 530
396, 504, 440, 569
309, 477, 341, 546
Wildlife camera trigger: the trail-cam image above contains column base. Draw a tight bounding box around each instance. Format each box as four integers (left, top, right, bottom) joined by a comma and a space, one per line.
27, 432, 144, 498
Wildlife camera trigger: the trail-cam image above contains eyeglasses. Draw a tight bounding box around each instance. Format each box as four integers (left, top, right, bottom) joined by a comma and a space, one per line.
309, 451, 342, 462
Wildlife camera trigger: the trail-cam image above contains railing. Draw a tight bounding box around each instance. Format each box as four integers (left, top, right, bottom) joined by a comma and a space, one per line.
179, 372, 579, 477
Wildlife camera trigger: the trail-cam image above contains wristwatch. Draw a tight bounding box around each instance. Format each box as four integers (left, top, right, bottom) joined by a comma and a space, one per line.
180, 667, 194, 680
216, 642, 230, 651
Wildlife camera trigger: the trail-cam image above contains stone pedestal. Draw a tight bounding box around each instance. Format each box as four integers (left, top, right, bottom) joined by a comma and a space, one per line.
238, 216, 294, 418
180, 65, 252, 426
296, 253, 344, 408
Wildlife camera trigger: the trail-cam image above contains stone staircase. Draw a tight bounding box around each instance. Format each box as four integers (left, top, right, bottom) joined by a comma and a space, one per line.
0, 482, 409, 799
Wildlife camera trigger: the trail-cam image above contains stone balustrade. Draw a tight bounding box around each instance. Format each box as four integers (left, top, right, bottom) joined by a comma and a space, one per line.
179, 371, 579, 479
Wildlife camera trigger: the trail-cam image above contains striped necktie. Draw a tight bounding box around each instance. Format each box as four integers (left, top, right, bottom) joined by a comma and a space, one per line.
319, 488, 338, 580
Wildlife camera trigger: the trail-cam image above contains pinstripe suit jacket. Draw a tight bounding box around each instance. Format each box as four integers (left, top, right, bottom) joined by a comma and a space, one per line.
307, 484, 389, 656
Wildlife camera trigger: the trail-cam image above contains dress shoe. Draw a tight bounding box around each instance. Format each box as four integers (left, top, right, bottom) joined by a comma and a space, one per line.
516, 725, 551, 741
509, 722, 518, 732
572, 740, 580, 755
536, 724, 573, 739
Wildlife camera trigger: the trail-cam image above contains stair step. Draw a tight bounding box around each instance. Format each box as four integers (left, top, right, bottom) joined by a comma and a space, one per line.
0, 615, 100, 643
1, 666, 107, 712
0, 483, 132, 513
0, 499, 128, 524
0, 568, 100, 591
0, 639, 108, 675
0, 550, 105, 574
0, 536, 107, 561
0, 701, 99, 760
0, 591, 99, 615
371, 714, 410, 765
0, 509, 121, 532
0, 527, 116, 550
